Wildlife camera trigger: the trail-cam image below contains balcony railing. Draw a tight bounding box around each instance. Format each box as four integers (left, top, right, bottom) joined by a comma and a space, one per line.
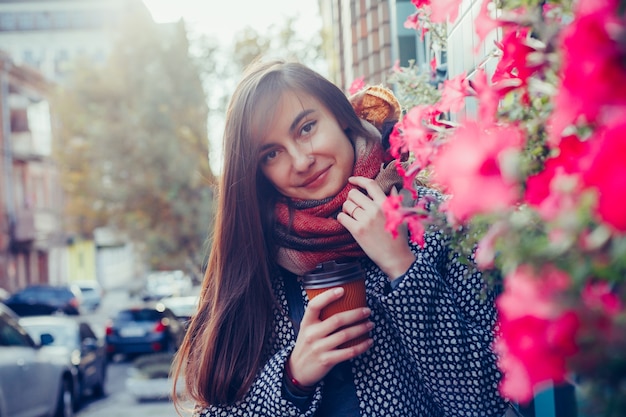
12, 208, 60, 243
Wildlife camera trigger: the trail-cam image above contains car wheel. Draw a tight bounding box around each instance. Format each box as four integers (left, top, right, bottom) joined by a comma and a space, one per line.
54, 378, 74, 417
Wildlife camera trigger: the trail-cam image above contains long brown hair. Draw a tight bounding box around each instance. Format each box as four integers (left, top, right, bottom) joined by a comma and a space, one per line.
172, 59, 374, 409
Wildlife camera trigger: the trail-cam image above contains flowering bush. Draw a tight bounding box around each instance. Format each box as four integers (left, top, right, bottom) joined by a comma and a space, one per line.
381, 0, 626, 415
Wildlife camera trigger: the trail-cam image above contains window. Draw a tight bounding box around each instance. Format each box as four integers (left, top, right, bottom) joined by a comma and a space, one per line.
53, 11, 69, 29
35, 12, 52, 30
79, 323, 96, 341
17, 13, 35, 30
10, 109, 29, 132
0, 318, 31, 347
0, 13, 16, 31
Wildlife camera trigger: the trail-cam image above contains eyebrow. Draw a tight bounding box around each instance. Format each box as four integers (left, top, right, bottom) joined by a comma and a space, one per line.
259, 108, 316, 153
289, 109, 315, 133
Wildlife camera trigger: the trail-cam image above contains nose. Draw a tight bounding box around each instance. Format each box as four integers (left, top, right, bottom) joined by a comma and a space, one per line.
290, 145, 314, 172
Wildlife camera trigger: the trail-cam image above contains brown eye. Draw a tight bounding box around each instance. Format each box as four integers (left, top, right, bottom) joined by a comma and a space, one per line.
262, 149, 279, 164
300, 121, 316, 136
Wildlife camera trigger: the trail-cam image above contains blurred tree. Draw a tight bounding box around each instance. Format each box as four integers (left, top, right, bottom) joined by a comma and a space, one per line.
51, 5, 215, 277
231, 17, 324, 70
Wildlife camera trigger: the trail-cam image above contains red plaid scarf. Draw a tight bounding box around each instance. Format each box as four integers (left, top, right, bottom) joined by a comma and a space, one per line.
274, 121, 404, 275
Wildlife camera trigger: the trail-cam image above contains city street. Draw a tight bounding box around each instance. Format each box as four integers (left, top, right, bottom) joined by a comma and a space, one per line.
76, 288, 194, 417
76, 360, 184, 417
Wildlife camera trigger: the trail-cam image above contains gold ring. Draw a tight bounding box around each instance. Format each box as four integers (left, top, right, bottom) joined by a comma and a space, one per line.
351, 206, 360, 217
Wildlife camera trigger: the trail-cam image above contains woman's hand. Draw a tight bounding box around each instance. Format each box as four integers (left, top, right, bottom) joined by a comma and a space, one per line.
288, 287, 373, 387
337, 176, 416, 279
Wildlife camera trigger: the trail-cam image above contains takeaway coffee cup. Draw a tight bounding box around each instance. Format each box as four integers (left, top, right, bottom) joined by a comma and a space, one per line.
302, 260, 368, 348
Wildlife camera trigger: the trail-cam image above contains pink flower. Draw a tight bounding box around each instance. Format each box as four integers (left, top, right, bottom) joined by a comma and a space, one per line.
391, 159, 419, 200
406, 214, 426, 247
533, 173, 582, 222
389, 105, 441, 169
469, 68, 500, 124
436, 72, 469, 113
348, 76, 366, 96
547, 311, 580, 357
496, 265, 580, 403
582, 121, 626, 232
492, 27, 543, 104
429, 0, 463, 24
475, 221, 507, 269
548, 1, 626, 141
431, 120, 523, 222
498, 264, 571, 321
429, 56, 437, 74
392, 59, 402, 73
404, 13, 420, 30
495, 340, 534, 403
382, 193, 404, 239
524, 134, 598, 221
582, 281, 622, 317
411, 0, 430, 7
496, 313, 579, 403
474, 0, 501, 50
382, 192, 429, 247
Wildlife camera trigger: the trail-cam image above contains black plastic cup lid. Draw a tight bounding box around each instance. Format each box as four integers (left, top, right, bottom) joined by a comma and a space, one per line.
302, 260, 364, 289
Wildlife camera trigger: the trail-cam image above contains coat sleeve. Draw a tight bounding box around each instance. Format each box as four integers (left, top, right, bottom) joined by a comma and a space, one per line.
194, 345, 323, 417
376, 225, 508, 417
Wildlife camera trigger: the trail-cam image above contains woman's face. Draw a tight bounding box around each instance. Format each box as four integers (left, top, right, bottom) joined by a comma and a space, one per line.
257, 91, 355, 201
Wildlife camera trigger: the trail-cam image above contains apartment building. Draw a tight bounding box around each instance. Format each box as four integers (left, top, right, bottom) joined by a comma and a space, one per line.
0, 51, 65, 291
0, 0, 149, 291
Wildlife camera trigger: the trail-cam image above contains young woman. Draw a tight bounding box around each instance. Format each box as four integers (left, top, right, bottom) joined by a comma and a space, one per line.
173, 59, 508, 417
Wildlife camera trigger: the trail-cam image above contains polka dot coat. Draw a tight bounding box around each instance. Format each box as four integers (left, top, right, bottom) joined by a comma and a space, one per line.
196, 188, 509, 417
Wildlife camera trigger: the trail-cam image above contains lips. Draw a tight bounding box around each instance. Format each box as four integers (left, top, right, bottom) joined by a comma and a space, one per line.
300, 166, 330, 188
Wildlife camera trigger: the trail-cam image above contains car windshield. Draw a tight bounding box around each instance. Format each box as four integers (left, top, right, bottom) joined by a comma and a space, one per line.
117, 309, 162, 322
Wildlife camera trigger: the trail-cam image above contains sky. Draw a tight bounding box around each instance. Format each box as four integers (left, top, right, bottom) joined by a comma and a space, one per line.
141, 0, 323, 174
142, 0, 321, 45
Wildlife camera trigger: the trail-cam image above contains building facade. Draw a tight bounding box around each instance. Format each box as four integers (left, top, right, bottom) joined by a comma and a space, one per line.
0, 51, 65, 292
320, 0, 440, 90
0, 0, 150, 292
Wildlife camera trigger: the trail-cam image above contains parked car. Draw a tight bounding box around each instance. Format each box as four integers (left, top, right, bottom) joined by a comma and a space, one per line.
0, 302, 76, 417
19, 315, 108, 408
4, 284, 83, 316
72, 280, 103, 311
125, 353, 184, 402
142, 270, 193, 301
160, 295, 199, 326
105, 303, 185, 360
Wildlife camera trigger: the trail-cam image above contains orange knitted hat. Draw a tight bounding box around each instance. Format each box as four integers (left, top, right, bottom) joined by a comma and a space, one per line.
349, 85, 402, 131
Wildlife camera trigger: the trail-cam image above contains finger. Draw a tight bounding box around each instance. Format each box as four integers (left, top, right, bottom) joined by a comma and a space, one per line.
318, 335, 374, 364
317, 307, 371, 335
342, 200, 362, 218
348, 176, 387, 201
302, 287, 344, 323
347, 190, 376, 215
324, 319, 374, 350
